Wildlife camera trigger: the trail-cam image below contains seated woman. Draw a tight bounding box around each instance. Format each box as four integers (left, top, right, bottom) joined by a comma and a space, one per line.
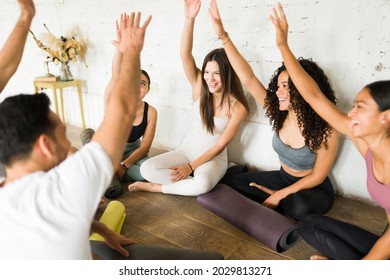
271, 3, 390, 259
128, 0, 249, 196
209, 0, 339, 221
81, 34, 157, 199
114, 69, 157, 183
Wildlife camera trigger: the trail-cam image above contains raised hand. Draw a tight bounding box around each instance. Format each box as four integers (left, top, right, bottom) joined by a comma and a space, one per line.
115, 18, 122, 45
112, 12, 152, 54
208, 0, 225, 36
17, 0, 36, 20
269, 2, 288, 48
184, 0, 201, 19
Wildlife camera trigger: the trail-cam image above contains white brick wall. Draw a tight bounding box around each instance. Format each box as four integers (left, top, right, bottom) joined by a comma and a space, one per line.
1, 0, 389, 203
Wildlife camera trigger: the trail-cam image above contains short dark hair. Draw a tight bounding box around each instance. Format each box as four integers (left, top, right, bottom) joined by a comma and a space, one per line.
0, 93, 55, 166
141, 69, 151, 89
365, 80, 390, 112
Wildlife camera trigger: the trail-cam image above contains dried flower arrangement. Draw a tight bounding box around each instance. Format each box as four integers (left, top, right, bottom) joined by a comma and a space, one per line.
30, 24, 88, 67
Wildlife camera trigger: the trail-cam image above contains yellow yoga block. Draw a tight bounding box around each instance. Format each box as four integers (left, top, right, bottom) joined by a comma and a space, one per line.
90, 200, 126, 241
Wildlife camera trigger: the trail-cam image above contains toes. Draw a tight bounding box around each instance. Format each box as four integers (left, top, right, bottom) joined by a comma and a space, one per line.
128, 184, 138, 192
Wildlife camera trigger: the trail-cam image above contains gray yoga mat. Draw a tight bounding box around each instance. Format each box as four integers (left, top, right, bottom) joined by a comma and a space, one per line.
197, 183, 301, 253
90, 241, 224, 260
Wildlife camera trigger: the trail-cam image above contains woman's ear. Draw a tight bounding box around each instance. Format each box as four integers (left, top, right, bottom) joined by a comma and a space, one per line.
382, 110, 390, 123
381, 110, 390, 135
383, 110, 390, 136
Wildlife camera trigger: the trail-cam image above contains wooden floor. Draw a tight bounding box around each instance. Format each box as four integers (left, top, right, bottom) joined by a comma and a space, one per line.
66, 125, 388, 260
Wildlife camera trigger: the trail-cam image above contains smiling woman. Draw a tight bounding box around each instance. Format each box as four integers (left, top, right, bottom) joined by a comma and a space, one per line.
209, 0, 339, 222
127, 0, 249, 196
269, 2, 390, 259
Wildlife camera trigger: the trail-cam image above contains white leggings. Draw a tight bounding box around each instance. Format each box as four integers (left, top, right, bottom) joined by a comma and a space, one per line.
140, 149, 227, 196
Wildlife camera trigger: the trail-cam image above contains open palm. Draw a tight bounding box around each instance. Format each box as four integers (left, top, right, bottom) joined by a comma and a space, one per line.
184, 0, 201, 19
209, 0, 224, 36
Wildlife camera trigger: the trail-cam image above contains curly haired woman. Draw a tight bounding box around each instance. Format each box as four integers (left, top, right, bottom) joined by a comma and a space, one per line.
209, 0, 339, 221
272, 3, 390, 259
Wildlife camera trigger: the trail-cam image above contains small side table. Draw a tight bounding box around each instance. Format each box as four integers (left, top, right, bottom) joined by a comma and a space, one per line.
33, 79, 86, 129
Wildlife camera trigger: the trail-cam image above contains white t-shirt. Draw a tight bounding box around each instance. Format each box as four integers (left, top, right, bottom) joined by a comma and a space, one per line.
0, 142, 113, 259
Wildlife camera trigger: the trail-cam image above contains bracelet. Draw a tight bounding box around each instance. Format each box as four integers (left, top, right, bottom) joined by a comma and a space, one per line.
187, 163, 194, 173
217, 31, 230, 45
120, 162, 128, 171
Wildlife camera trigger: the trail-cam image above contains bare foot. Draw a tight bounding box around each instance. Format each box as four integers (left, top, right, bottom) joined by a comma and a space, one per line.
310, 255, 329, 260
128, 181, 162, 193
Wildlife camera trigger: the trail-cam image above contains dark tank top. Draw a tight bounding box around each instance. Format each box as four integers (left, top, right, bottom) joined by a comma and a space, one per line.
127, 102, 149, 143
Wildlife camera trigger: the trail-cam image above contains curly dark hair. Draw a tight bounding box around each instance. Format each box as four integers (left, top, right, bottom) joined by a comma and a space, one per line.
264, 58, 337, 151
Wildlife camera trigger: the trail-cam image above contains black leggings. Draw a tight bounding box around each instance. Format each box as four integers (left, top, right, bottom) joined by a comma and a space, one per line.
221, 167, 334, 221
298, 214, 383, 259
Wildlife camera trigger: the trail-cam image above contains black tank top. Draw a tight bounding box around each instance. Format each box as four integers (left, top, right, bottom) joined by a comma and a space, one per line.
127, 102, 149, 143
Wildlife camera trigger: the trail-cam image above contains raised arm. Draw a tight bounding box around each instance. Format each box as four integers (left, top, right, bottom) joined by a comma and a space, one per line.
270, 4, 352, 137
92, 12, 152, 167
103, 21, 123, 116
103, 50, 123, 116
209, 0, 267, 107
180, 0, 202, 100
0, 0, 35, 93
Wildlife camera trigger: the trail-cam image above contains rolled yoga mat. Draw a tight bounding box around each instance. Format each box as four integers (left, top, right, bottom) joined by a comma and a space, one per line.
197, 183, 301, 253
90, 200, 126, 241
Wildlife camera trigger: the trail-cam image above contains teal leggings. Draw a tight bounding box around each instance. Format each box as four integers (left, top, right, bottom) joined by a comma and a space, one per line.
121, 140, 150, 182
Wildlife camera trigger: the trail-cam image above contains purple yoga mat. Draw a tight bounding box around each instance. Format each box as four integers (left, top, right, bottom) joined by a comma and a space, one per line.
197, 184, 301, 253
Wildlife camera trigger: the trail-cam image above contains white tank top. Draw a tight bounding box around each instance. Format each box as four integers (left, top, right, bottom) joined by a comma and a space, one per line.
180, 100, 229, 161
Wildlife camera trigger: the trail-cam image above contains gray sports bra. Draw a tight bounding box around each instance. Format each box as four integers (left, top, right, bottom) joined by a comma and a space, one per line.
272, 133, 316, 171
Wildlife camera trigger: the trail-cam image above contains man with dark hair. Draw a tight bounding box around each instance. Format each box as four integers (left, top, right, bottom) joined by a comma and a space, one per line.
0, 94, 58, 166
0, 8, 223, 261
0, 12, 151, 259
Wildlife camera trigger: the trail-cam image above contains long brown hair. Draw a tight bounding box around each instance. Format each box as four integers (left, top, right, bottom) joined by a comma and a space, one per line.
200, 48, 249, 134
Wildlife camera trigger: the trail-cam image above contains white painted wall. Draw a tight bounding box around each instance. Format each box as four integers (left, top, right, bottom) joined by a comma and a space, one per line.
1, 0, 389, 204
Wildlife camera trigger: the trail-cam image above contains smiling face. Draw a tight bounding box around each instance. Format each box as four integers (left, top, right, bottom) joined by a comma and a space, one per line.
275, 70, 291, 111
203, 60, 222, 94
139, 72, 150, 100
347, 88, 384, 138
